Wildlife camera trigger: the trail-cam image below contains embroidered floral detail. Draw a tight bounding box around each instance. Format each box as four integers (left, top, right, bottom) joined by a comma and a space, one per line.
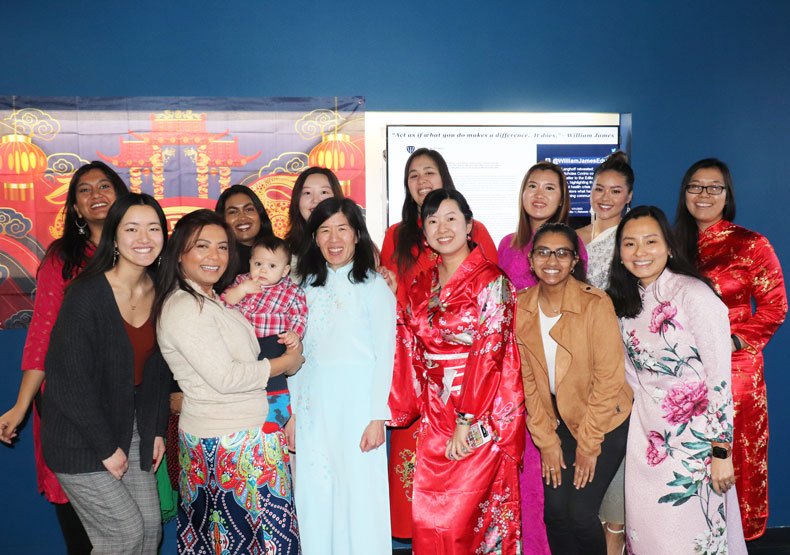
662, 381, 709, 425
394, 448, 416, 501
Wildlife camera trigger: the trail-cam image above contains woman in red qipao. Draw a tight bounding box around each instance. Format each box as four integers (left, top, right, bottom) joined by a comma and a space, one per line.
380, 148, 498, 540
675, 158, 787, 540
388, 189, 525, 554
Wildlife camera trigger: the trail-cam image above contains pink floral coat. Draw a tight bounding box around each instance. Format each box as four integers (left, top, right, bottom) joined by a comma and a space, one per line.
619, 270, 747, 555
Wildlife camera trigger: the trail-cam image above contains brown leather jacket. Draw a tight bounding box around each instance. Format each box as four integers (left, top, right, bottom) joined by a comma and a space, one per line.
516, 278, 632, 457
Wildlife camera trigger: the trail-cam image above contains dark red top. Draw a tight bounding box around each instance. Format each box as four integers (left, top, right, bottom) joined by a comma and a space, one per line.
124, 317, 155, 386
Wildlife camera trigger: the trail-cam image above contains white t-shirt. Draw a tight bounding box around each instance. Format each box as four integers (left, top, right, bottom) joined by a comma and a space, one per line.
538, 300, 562, 395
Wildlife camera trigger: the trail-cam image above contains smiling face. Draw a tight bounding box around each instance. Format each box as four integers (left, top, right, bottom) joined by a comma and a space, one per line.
179, 224, 229, 295
591, 170, 632, 223
114, 205, 165, 270
223, 192, 261, 246
522, 169, 562, 226
249, 246, 290, 287
316, 211, 358, 270
407, 154, 444, 208
423, 199, 473, 258
299, 173, 335, 221
619, 216, 670, 287
685, 167, 727, 231
528, 231, 578, 287
73, 168, 119, 226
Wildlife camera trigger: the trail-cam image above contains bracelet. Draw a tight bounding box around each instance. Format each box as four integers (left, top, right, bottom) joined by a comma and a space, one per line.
455, 412, 474, 426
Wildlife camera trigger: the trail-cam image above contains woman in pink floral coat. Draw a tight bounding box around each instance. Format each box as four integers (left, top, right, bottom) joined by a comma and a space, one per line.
607, 206, 747, 554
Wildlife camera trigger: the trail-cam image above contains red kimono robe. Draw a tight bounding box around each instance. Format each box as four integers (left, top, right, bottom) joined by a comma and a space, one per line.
380, 218, 497, 538
697, 220, 787, 540
388, 247, 526, 554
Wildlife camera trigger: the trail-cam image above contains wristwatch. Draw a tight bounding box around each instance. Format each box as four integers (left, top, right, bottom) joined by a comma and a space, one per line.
712, 444, 731, 459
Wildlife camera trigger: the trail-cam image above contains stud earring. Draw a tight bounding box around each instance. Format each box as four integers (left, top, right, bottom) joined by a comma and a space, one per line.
76, 218, 88, 235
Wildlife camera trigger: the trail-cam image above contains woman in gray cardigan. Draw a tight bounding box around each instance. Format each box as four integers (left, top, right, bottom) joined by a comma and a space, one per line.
41, 193, 171, 555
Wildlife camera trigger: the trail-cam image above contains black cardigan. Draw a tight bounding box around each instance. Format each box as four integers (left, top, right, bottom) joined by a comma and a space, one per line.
41, 273, 171, 474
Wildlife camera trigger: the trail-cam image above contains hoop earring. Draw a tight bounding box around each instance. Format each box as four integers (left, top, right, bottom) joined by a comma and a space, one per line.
113, 247, 119, 267
76, 218, 88, 235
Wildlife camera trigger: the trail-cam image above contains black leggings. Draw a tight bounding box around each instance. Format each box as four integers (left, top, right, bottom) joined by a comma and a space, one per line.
54, 501, 92, 555
543, 417, 629, 555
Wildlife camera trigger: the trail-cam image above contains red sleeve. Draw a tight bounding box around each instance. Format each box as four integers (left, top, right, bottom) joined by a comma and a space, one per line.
471, 220, 498, 264
457, 275, 513, 416
732, 235, 787, 351
380, 224, 398, 273
21, 253, 68, 371
387, 300, 422, 427
288, 286, 309, 339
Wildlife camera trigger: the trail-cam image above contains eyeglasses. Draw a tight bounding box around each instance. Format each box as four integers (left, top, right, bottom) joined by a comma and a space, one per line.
686, 184, 725, 195
531, 247, 576, 261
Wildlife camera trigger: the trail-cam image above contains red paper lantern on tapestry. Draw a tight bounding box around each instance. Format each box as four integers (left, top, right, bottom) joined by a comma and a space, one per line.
308, 133, 363, 182
0, 134, 47, 201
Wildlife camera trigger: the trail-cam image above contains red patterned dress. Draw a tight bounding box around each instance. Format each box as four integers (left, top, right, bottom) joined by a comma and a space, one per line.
380, 219, 497, 538
697, 220, 787, 539
388, 247, 525, 554
21, 245, 94, 504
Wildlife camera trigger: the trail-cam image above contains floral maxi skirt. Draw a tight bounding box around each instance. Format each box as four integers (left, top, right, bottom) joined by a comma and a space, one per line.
178, 426, 300, 555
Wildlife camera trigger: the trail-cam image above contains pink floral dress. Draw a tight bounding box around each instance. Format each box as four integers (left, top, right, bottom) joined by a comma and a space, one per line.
620, 270, 747, 555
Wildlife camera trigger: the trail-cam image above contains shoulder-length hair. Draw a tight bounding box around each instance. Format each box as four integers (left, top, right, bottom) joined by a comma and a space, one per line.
530, 222, 586, 283
285, 167, 343, 256
607, 205, 713, 319
393, 148, 456, 274
297, 197, 376, 287
152, 209, 238, 324
215, 184, 274, 239
69, 193, 168, 290
419, 188, 477, 252
510, 161, 571, 250
674, 158, 736, 263
46, 161, 129, 281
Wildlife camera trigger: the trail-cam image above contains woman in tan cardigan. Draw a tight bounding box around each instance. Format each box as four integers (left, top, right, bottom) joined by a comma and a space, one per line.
516, 222, 632, 555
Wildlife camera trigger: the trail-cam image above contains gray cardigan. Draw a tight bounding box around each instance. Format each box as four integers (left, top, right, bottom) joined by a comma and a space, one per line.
41, 273, 171, 474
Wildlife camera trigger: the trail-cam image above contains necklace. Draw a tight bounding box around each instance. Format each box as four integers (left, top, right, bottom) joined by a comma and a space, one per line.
538, 294, 561, 314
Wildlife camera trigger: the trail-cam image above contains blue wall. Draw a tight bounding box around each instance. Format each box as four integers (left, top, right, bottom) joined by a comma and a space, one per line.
2, 0, 788, 547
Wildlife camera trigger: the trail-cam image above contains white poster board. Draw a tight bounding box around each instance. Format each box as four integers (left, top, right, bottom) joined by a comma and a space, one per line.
386, 124, 621, 247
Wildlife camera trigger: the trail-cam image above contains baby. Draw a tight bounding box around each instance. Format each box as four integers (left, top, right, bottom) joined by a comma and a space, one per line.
222, 235, 307, 433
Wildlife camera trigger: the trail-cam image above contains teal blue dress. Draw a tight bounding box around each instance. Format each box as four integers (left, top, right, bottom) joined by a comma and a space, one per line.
290, 265, 396, 554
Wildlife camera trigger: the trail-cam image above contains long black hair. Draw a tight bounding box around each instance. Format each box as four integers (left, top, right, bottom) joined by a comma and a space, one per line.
530, 222, 587, 283
674, 158, 737, 263
152, 209, 238, 324
215, 184, 274, 239
393, 148, 456, 274
607, 205, 713, 318
46, 161, 129, 281
285, 167, 344, 256
297, 197, 376, 287
69, 193, 168, 290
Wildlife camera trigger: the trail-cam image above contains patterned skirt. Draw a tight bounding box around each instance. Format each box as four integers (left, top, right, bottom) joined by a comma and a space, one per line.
178, 426, 300, 555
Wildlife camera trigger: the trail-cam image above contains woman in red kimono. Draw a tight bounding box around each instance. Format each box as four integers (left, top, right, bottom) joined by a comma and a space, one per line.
388, 188, 525, 554
380, 148, 498, 540
675, 158, 787, 540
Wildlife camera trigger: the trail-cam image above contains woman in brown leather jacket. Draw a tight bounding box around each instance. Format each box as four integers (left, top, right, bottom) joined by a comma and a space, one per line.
516, 222, 632, 555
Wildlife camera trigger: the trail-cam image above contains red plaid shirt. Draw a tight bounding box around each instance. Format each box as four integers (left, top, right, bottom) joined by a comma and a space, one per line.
221, 275, 307, 339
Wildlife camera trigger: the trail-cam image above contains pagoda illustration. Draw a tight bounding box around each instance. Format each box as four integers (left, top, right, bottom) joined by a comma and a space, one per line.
97, 110, 260, 198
